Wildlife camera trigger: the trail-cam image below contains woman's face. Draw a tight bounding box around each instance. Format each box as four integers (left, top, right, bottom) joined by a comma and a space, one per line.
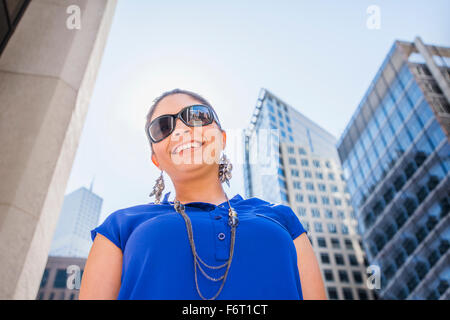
150, 93, 226, 177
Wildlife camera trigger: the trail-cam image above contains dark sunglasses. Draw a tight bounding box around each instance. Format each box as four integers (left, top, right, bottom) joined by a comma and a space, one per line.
146, 104, 222, 143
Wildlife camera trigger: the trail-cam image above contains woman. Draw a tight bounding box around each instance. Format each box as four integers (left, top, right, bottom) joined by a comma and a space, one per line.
79, 88, 326, 300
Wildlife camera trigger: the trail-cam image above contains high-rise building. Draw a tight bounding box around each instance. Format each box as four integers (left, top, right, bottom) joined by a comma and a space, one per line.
49, 184, 103, 258
337, 37, 450, 300
243, 88, 375, 300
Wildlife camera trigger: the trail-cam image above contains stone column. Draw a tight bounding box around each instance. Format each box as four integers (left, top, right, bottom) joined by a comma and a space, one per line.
0, 0, 117, 299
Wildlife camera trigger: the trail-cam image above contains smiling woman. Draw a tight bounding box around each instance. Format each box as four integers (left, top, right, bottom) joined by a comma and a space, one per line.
79, 88, 326, 300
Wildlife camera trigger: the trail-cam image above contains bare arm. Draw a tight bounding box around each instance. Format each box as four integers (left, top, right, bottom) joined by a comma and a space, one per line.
79, 233, 122, 300
294, 233, 327, 300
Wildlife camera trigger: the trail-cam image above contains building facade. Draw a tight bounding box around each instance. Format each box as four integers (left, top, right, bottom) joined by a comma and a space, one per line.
50, 185, 103, 258
244, 88, 375, 300
36, 256, 86, 300
337, 37, 450, 300
0, 0, 117, 299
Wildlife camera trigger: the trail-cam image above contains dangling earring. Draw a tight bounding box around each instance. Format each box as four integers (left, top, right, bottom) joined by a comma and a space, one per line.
149, 170, 165, 204
218, 151, 232, 187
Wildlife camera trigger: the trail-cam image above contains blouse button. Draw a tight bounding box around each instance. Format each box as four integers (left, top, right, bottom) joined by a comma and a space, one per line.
218, 232, 226, 240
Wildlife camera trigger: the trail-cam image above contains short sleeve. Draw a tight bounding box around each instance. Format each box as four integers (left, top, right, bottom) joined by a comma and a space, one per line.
272, 204, 307, 240
91, 211, 122, 251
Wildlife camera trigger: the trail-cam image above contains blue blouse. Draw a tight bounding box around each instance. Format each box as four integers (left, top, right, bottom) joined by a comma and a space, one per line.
90, 192, 307, 300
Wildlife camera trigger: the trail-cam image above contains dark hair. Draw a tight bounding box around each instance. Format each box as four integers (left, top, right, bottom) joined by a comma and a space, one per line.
145, 88, 223, 154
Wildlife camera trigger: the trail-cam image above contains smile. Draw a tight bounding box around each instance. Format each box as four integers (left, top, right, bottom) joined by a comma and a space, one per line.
171, 140, 205, 154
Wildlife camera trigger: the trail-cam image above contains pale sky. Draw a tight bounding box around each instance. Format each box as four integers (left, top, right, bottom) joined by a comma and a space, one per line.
65, 0, 450, 224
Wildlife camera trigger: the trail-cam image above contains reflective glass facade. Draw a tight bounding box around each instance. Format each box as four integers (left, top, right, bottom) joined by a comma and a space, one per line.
337, 39, 450, 300
244, 88, 374, 299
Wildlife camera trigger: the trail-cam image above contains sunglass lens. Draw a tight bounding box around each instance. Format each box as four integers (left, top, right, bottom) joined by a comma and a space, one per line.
150, 116, 174, 142
181, 105, 213, 126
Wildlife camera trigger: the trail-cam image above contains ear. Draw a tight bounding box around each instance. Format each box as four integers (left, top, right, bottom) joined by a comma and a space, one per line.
151, 153, 160, 169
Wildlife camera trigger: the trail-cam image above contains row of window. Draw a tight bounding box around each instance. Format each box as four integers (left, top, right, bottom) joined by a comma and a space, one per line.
293, 181, 341, 193
319, 252, 362, 267
315, 237, 358, 250
40, 268, 84, 289
361, 151, 448, 234
290, 168, 345, 182
327, 287, 370, 300
298, 207, 356, 220
37, 290, 78, 300
305, 221, 353, 235
295, 193, 348, 206
324, 269, 364, 284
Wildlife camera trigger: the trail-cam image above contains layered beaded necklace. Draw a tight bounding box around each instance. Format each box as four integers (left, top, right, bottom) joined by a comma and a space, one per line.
173, 193, 239, 300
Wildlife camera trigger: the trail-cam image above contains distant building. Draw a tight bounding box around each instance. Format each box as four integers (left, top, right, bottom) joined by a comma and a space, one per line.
243, 88, 375, 300
49, 184, 103, 258
36, 256, 86, 300
337, 37, 450, 299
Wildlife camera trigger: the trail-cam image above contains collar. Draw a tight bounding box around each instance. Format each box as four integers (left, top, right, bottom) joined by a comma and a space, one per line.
160, 191, 243, 206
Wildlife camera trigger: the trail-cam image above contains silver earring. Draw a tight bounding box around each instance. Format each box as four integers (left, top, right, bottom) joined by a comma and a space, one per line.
149, 170, 165, 204
218, 152, 232, 187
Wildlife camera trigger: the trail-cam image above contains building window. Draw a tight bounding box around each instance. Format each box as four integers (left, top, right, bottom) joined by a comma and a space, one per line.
40, 268, 49, 288
313, 160, 321, 168
289, 157, 297, 165
334, 198, 342, 206
304, 170, 312, 178
341, 224, 349, 235
316, 172, 324, 179
320, 253, 330, 264
296, 193, 304, 203
318, 183, 326, 192
330, 185, 338, 192
298, 147, 307, 155
287, 146, 294, 154
358, 289, 368, 300
314, 222, 323, 233
337, 211, 345, 219
353, 271, 363, 284
291, 169, 299, 177
301, 159, 309, 166
342, 288, 354, 300
298, 207, 307, 216
335, 254, 345, 265
327, 287, 338, 299
53, 269, 67, 289
349, 254, 359, 266
325, 209, 333, 219
328, 223, 337, 234
328, 173, 335, 180
321, 196, 330, 205
324, 270, 334, 282
306, 182, 315, 191
308, 195, 318, 204
293, 181, 302, 189
339, 270, 349, 282
345, 239, 353, 249
311, 208, 321, 218
331, 238, 340, 249
317, 237, 327, 248
325, 161, 331, 168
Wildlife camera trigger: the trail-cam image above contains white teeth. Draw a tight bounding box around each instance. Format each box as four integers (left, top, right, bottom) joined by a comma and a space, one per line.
173, 141, 203, 154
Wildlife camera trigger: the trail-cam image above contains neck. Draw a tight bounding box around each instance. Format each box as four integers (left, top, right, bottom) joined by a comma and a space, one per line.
171, 166, 228, 206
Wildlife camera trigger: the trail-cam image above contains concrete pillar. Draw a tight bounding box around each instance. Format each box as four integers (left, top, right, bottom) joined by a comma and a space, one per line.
0, 0, 117, 299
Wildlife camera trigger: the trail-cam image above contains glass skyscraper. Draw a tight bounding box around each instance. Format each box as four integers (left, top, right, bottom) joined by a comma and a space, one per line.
49, 184, 103, 258
337, 37, 450, 300
244, 88, 374, 300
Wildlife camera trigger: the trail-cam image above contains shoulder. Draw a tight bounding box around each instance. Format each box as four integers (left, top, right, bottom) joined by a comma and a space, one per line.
107, 203, 172, 219
245, 197, 305, 240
